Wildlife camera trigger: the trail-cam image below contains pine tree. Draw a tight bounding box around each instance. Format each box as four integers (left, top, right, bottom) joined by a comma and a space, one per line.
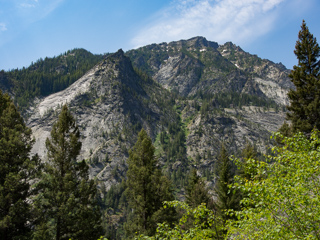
124, 129, 175, 237
214, 144, 241, 230
185, 169, 213, 209
286, 20, 320, 134
238, 142, 259, 181
0, 90, 41, 240
34, 105, 103, 240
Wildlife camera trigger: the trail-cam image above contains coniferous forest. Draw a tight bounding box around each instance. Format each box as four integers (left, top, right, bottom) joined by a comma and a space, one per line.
1, 20, 320, 240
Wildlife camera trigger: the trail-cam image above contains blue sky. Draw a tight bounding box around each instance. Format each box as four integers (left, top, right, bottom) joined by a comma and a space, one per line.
0, 0, 319, 71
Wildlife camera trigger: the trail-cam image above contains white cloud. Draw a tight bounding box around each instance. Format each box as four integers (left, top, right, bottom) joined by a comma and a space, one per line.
0, 23, 7, 32
131, 0, 291, 48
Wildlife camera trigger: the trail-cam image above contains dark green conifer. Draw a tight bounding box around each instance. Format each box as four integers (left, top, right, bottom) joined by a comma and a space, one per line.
285, 20, 320, 134
185, 169, 213, 209
238, 142, 259, 181
34, 105, 103, 240
124, 129, 175, 237
214, 144, 241, 229
0, 90, 41, 240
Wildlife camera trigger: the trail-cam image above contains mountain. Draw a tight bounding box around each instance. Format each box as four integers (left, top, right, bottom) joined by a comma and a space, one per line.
127, 37, 292, 104
1, 37, 292, 190
27, 49, 179, 189
126, 36, 291, 164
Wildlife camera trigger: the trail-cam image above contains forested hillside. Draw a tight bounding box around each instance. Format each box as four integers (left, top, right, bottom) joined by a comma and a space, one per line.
4, 49, 105, 113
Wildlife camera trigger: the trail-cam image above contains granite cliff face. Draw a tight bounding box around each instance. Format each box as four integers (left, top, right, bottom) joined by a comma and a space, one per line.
27, 49, 177, 188
14, 37, 293, 189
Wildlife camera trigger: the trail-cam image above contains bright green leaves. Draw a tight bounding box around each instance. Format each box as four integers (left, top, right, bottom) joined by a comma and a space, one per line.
136, 201, 217, 240
229, 130, 320, 239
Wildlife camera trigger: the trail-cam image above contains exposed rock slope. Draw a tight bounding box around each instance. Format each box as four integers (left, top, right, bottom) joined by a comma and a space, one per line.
12, 37, 293, 189
27, 49, 176, 188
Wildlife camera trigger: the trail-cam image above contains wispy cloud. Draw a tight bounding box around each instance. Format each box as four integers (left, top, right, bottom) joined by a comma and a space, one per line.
14, 0, 64, 22
0, 23, 7, 32
131, 0, 295, 48
36, 0, 64, 20
18, 0, 39, 9
0, 0, 65, 47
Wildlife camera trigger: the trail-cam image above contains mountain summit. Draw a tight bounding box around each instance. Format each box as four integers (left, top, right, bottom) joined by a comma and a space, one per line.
127, 37, 292, 105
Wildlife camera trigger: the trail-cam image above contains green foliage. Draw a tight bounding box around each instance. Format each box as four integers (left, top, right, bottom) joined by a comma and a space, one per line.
165, 118, 187, 163
0, 90, 41, 240
286, 20, 320, 134
102, 179, 128, 240
104, 179, 127, 212
214, 144, 241, 238
195, 91, 278, 110
214, 144, 241, 216
185, 169, 213, 209
135, 201, 219, 240
237, 142, 260, 181
229, 130, 320, 239
34, 105, 103, 240
97, 237, 109, 240
125, 129, 176, 237
155, 102, 188, 191
127, 45, 169, 76
219, 43, 263, 70
279, 121, 294, 139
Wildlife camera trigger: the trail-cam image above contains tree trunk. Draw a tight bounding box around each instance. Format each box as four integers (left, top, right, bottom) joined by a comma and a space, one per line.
56, 216, 61, 240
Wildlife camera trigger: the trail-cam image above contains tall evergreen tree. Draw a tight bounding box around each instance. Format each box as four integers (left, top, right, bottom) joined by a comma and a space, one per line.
0, 90, 41, 240
34, 105, 103, 240
214, 144, 241, 235
125, 129, 175, 237
237, 142, 259, 181
185, 169, 213, 209
286, 20, 320, 134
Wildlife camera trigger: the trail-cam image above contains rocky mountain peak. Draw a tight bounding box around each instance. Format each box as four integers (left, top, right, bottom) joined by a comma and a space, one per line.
102, 49, 130, 68
98, 49, 145, 96
180, 36, 219, 49
219, 41, 244, 53
108, 48, 125, 60
2, 36, 295, 193
163, 36, 219, 52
